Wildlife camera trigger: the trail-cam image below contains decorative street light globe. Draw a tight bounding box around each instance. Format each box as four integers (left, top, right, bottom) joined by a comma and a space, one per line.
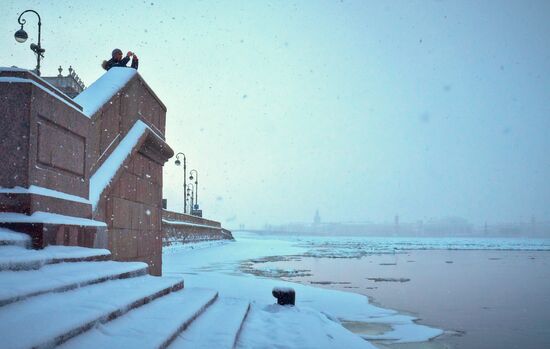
14, 27, 28, 43
14, 10, 43, 75
174, 159, 181, 166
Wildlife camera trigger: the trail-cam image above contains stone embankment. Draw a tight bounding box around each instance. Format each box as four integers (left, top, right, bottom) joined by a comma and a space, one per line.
162, 210, 233, 246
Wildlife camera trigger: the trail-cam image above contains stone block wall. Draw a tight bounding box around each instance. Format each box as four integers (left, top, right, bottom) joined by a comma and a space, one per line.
0, 69, 101, 248
0, 70, 90, 201
86, 72, 172, 276
87, 77, 167, 177
0, 68, 172, 275
101, 152, 164, 274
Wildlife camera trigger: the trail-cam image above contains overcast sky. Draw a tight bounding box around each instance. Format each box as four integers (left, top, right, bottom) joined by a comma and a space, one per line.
1, 1, 549, 228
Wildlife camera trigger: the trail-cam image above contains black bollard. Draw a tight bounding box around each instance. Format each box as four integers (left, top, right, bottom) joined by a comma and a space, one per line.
272, 287, 295, 306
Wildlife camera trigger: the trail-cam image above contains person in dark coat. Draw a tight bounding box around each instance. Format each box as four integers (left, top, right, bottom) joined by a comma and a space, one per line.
101, 48, 139, 71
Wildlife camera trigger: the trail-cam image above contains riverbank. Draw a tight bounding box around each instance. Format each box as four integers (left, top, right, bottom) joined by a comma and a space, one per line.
245, 247, 550, 348
163, 233, 444, 347
163, 233, 550, 348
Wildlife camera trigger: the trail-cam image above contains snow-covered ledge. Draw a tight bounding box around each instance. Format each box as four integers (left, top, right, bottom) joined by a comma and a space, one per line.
162, 219, 224, 230
73, 67, 137, 118
89, 120, 173, 211
0, 186, 90, 205
0, 212, 106, 227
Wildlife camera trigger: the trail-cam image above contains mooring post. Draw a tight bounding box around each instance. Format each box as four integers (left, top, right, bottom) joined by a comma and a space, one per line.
272, 287, 296, 306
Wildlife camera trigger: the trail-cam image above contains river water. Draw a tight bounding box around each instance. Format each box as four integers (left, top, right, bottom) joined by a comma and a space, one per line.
247, 247, 550, 349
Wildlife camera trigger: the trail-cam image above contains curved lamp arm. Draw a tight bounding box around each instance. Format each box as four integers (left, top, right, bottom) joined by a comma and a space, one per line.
15, 10, 44, 75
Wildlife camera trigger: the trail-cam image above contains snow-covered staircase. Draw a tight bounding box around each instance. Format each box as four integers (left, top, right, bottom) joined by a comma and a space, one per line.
169, 297, 251, 349
0, 229, 31, 248
59, 288, 219, 349
0, 229, 250, 349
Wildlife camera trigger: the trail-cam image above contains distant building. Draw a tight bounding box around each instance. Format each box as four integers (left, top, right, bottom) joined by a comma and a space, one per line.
394, 214, 399, 235
42, 66, 85, 98
313, 209, 321, 225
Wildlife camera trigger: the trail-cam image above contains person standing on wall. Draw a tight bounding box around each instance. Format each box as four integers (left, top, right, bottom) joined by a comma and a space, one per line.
102, 48, 139, 71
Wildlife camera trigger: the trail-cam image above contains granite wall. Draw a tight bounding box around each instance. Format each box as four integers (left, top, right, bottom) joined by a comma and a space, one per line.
162, 210, 233, 246
0, 68, 172, 275
86, 73, 172, 275
0, 69, 99, 248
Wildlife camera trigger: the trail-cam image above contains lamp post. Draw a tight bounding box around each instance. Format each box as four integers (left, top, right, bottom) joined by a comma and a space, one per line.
189, 169, 199, 210
186, 183, 194, 213
174, 152, 187, 213
14, 10, 45, 76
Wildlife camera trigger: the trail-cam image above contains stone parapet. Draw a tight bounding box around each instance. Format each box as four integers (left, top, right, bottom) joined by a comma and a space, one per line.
162, 209, 233, 246
0, 69, 90, 201
0, 68, 102, 249
162, 210, 222, 227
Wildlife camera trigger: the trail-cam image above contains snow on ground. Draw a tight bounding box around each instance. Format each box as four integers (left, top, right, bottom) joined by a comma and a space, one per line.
163, 232, 448, 348
0, 245, 110, 270
0, 261, 146, 304
0, 228, 30, 247
240, 303, 378, 349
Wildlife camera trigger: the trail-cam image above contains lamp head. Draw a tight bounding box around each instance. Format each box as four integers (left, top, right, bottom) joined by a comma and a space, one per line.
189, 175, 194, 180
175, 159, 181, 166
14, 27, 28, 43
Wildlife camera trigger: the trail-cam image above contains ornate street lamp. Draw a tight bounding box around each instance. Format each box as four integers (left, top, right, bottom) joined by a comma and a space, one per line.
14, 10, 45, 76
186, 183, 194, 213
174, 152, 187, 213
189, 169, 199, 210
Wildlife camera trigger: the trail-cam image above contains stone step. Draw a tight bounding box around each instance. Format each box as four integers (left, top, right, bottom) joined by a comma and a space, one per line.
0, 228, 31, 248
169, 297, 251, 349
59, 288, 218, 349
0, 260, 148, 307
0, 245, 111, 271
0, 275, 184, 349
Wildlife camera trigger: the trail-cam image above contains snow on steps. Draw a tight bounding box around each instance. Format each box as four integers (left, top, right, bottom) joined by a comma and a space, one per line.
59, 288, 219, 349
169, 297, 251, 349
0, 261, 148, 306
0, 275, 184, 349
0, 245, 111, 271
0, 228, 30, 248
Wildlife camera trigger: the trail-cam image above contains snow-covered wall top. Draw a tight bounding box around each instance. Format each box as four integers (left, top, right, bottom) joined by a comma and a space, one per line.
74, 67, 137, 118
0, 76, 82, 113
0, 67, 83, 112
89, 120, 148, 209
88, 119, 167, 210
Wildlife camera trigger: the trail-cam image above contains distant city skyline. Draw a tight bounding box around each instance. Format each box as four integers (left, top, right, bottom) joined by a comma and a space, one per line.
1, 1, 549, 229
255, 210, 549, 238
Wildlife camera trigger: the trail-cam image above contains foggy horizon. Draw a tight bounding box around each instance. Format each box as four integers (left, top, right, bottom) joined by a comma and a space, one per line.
1, 0, 549, 229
